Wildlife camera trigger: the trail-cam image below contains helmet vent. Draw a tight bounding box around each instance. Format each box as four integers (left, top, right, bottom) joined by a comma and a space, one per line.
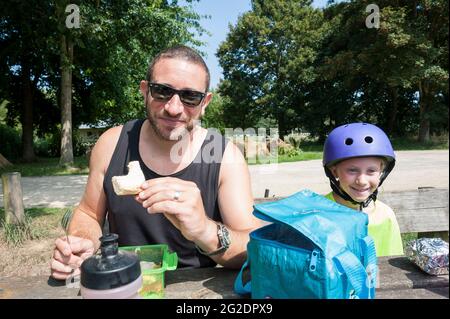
345, 138, 353, 145
364, 136, 374, 144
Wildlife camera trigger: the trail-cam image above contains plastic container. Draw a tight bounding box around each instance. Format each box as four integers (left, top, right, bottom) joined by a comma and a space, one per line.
119, 244, 178, 298
80, 233, 142, 299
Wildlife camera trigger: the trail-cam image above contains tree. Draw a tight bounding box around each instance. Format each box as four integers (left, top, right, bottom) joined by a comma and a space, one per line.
1, 0, 206, 164
56, 1, 76, 165
54, 0, 207, 165
217, 0, 328, 138
412, 0, 448, 141
318, 0, 448, 139
201, 90, 226, 133
217, 0, 448, 140
0, 0, 56, 162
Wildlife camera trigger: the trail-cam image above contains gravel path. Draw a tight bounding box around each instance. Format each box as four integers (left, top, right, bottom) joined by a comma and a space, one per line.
0, 150, 448, 208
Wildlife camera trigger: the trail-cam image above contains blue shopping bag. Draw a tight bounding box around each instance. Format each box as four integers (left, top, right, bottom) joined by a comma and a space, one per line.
234, 189, 377, 299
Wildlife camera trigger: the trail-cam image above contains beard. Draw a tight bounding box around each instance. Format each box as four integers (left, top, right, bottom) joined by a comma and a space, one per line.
146, 105, 199, 141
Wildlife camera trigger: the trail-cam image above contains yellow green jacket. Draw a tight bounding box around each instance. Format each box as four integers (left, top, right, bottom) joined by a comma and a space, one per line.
324, 192, 404, 257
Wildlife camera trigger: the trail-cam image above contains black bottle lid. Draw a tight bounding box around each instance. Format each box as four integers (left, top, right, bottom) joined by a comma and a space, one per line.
80, 233, 141, 290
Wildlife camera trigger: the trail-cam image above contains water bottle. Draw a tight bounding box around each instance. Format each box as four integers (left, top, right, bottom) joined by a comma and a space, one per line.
80, 233, 142, 299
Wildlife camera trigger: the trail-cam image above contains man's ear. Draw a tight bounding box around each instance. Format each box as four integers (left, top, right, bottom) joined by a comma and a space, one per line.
201, 92, 213, 117
139, 80, 148, 97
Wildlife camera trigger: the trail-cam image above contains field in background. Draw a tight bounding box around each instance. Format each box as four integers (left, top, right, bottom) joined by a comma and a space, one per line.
0, 134, 447, 176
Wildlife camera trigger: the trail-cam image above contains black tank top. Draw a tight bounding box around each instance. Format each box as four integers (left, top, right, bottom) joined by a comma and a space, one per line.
103, 119, 227, 268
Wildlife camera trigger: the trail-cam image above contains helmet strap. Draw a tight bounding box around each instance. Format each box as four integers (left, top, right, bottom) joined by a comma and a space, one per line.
378, 160, 395, 188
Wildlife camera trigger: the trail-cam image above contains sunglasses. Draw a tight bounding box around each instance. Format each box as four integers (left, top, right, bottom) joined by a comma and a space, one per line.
148, 82, 206, 107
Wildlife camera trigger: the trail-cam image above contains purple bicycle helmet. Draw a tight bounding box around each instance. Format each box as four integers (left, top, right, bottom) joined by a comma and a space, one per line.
323, 123, 396, 209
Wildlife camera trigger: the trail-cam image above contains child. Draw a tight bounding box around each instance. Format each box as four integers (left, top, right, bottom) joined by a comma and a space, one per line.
322, 123, 403, 257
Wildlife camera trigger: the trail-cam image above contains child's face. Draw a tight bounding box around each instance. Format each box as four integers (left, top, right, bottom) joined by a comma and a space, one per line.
330, 157, 384, 202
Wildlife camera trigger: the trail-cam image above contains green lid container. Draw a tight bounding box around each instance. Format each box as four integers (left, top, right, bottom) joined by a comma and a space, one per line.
119, 244, 178, 298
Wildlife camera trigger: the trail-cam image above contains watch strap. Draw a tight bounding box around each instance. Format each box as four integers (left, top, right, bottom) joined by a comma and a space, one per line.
196, 223, 231, 256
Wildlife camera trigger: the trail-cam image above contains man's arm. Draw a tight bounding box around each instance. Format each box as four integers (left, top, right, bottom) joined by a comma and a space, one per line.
137, 140, 261, 269
50, 126, 121, 279
205, 141, 262, 268
69, 126, 122, 249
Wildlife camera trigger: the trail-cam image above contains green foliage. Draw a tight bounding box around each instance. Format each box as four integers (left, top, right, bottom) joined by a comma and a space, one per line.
0, 207, 66, 246
217, 0, 329, 137
73, 130, 98, 157
277, 139, 301, 157
278, 146, 301, 158
0, 156, 89, 177
34, 128, 101, 157
34, 133, 61, 158
217, 0, 323, 136
390, 135, 449, 150
0, 124, 21, 160
276, 152, 322, 163
0, 0, 207, 162
0, 215, 43, 247
401, 232, 418, 251
218, 0, 448, 140
201, 91, 226, 132
66, 0, 208, 126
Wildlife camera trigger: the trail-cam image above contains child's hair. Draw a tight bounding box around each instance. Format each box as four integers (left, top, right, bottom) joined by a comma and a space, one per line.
330, 156, 387, 171
322, 123, 395, 209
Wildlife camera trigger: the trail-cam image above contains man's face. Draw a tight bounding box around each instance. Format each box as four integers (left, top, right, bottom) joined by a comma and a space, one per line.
141, 58, 211, 141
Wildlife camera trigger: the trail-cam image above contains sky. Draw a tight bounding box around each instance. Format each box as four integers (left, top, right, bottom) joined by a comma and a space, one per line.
180, 0, 332, 89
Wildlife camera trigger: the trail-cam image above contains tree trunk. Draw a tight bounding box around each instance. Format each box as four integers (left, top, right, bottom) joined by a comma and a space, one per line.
418, 81, 430, 143
277, 111, 286, 141
21, 64, 36, 162
386, 86, 398, 135
0, 153, 12, 168
59, 34, 74, 166
1, 172, 25, 225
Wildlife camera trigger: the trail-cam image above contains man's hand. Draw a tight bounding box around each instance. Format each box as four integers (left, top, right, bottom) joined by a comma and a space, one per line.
50, 235, 96, 280
135, 177, 213, 243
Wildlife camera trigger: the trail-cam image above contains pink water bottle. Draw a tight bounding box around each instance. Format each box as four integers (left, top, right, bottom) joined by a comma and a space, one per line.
80, 233, 142, 299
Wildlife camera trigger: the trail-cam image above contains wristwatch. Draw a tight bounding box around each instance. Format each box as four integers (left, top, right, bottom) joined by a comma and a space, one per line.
196, 223, 231, 256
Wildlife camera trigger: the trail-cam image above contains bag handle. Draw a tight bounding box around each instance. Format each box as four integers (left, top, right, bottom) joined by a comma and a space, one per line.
360, 236, 378, 298
333, 249, 370, 299
234, 260, 252, 296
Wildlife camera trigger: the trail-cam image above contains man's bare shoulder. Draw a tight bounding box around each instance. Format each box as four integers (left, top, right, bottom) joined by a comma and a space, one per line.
89, 125, 124, 171
222, 140, 246, 165
98, 125, 123, 145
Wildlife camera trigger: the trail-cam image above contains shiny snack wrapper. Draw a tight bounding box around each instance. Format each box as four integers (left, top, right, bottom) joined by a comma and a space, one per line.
405, 238, 449, 275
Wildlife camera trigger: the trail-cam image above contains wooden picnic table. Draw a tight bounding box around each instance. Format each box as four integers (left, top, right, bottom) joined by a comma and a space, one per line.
0, 256, 447, 299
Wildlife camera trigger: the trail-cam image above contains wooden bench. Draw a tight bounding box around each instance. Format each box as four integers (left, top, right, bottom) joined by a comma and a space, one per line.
255, 187, 449, 242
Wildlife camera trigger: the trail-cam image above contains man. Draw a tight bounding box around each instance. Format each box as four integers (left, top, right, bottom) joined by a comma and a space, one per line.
50, 45, 261, 280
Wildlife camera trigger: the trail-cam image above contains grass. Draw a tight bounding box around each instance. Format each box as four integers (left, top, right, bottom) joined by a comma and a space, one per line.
298, 135, 449, 152
0, 207, 67, 247
0, 156, 89, 177
390, 135, 449, 150
401, 232, 418, 250
247, 151, 323, 165
278, 151, 323, 163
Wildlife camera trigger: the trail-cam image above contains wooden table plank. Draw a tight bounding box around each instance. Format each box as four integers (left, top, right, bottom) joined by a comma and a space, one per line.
377, 256, 449, 290
0, 256, 447, 299
376, 287, 449, 299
